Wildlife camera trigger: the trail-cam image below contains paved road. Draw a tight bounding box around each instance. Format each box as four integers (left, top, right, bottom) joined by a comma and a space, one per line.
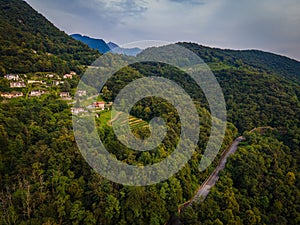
183, 136, 245, 208
166, 136, 245, 224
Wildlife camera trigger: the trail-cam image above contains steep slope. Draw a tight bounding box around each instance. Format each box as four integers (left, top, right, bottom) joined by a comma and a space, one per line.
0, 58, 238, 224
173, 43, 300, 137
0, 0, 100, 75
138, 44, 300, 130
0, 1, 299, 222
179, 42, 300, 84
180, 130, 299, 225
71, 34, 111, 54
172, 42, 300, 225
107, 42, 119, 49
87, 46, 300, 224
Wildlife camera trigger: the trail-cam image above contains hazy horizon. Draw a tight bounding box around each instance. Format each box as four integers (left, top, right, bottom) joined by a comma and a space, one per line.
24, 0, 300, 61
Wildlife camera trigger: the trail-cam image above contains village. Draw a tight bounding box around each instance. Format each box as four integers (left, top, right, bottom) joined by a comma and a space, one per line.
0, 72, 112, 115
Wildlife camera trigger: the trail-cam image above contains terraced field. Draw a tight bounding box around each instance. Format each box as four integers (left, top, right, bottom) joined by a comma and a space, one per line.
97, 110, 148, 130
121, 115, 148, 129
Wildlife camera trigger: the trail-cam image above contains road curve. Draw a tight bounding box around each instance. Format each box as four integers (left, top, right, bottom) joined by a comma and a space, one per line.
180, 136, 245, 210
165, 136, 245, 225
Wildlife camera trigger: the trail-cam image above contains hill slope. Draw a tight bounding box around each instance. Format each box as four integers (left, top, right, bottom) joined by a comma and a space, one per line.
137, 43, 300, 225
172, 43, 300, 135
179, 42, 300, 84
0, 0, 100, 75
0, 1, 299, 223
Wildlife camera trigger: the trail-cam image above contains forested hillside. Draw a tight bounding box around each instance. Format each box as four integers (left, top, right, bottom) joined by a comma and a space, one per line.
179, 42, 300, 84
0, 1, 299, 224
0, 80, 238, 224
173, 43, 300, 224
0, 0, 100, 75
180, 130, 300, 225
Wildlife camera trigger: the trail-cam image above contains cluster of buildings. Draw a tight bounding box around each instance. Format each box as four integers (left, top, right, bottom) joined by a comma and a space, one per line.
4, 74, 20, 80
2, 72, 114, 116
1, 92, 24, 99
72, 101, 113, 115
1, 72, 76, 99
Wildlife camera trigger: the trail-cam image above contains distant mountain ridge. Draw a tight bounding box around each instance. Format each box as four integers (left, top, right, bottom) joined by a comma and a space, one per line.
70, 34, 110, 54
71, 34, 142, 56
107, 42, 119, 50
178, 42, 300, 84
0, 1, 299, 224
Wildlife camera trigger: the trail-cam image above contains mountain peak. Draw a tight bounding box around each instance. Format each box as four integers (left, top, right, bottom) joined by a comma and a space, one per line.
71, 35, 142, 56
70, 34, 110, 53
107, 42, 119, 49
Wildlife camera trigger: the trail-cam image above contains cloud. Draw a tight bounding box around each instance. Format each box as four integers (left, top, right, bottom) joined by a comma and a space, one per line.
106, 0, 148, 16
168, 0, 205, 5
25, 0, 149, 40
25, 0, 300, 60
200, 0, 300, 58
26, 0, 148, 25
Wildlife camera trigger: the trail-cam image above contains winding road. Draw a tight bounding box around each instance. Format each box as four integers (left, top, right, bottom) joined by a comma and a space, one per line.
179, 136, 245, 212
166, 136, 245, 225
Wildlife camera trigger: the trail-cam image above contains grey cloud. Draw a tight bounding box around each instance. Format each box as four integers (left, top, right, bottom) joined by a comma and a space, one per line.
25, 0, 149, 41
169, 0, 205, 5
25, 0, 300, 60
111, 0, 148, 16
186, 0, 300, 60
26, 0, 148, 23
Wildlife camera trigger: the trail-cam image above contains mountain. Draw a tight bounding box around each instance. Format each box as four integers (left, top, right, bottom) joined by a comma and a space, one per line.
115, 44, 300, 224
71, 34, 111, 54
110, 46, 142, 56
0, 1, 299, 224
71, 35, 142, 56
107, 41, 142, 56
0, 0, 100, 75
179, 42, 300, 84
136, 43, 300, 136
107, 42, 119, 50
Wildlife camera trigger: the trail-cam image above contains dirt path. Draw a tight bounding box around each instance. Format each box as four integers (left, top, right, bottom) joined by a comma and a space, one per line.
107, 111, 123, 126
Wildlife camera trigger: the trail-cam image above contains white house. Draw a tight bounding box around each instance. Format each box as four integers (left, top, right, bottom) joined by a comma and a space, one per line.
93, 102, 105, 110
60, 92, 70, 98
63, 74, 73, 79
29, 90, 45, 97
52, 80, 64, 86
77, 90, 87, 97
46, 74, 55, 78
10, 82, 26, 88
28, 80, 45, 85
4, 74, 20, 81
1, 92, 23, 98
71, 108, 86, 115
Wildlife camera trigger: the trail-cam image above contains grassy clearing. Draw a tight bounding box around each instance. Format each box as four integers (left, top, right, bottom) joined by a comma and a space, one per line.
97, 110, 149, 130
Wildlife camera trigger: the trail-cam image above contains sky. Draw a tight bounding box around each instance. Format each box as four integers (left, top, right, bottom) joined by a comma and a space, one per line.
24, 0, 300, 60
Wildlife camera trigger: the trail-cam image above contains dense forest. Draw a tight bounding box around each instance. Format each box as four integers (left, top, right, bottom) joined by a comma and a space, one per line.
0, 87, 238, 224
0, 0, 300, 224
179, 42, 300, 85
0, 0, 100, 75
180, 130, 299, 225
